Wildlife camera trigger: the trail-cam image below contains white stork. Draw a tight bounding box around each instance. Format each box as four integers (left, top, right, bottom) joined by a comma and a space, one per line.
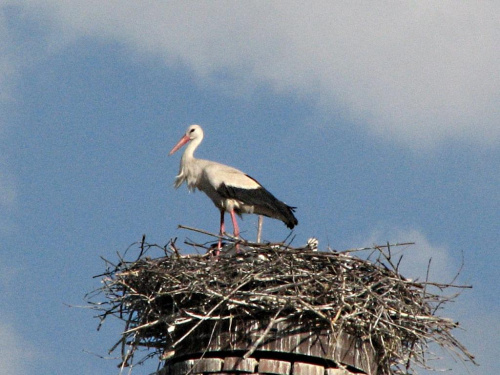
169, 124, 298, 250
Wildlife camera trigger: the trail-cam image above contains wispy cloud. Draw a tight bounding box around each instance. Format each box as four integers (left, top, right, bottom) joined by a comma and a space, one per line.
0, 261, 36, 373
18, 1, 500, 149
0, 322, 35, 375
360, 227, 459, 283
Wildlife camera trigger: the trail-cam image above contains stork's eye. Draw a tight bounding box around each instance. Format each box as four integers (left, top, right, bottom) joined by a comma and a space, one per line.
189, 129, 195, 133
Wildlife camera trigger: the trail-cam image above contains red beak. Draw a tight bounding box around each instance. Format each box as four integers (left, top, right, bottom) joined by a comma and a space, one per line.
169, 135, 190, 156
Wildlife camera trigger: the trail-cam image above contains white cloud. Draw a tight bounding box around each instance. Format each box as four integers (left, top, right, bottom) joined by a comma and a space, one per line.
0, 322, 35, 375
361, 227, 458, 284
18, 1, 500, 149
0, 262, 35, 374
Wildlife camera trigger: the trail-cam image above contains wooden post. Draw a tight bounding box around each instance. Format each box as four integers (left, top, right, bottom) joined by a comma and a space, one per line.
159, 320, 377, 375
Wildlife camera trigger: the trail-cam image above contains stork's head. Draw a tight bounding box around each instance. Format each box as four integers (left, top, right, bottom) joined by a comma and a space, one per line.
169, 124, 204, 155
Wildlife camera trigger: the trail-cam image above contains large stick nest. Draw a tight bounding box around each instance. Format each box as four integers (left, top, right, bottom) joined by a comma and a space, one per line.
88, 233, 475, 374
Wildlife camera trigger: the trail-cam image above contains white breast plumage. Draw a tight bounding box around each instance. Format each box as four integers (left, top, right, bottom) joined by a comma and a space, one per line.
169, 124, 298, 254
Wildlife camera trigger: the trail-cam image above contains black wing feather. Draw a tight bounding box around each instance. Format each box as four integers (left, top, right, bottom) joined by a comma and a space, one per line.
217, 181, 298, 229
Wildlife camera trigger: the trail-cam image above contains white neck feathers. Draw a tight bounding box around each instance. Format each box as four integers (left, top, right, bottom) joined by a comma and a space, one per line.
175, 133, 203, 190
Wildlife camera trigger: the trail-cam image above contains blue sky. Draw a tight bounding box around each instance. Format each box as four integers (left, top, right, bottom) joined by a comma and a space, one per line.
1, 2, 499, 374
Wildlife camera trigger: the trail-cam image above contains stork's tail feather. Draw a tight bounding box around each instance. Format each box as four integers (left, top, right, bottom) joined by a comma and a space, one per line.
217, 183, 298, 229
283, 205, 298, 229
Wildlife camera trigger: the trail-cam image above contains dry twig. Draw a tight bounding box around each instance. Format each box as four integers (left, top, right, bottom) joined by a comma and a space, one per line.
88, 233, 475, 374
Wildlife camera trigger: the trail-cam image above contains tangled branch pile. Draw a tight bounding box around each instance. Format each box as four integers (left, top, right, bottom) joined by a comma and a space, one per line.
89, 235, 475, 374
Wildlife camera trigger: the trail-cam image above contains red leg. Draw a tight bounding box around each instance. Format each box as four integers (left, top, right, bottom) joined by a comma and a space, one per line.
229, 209, 242, 253
229, 209, 240, 238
